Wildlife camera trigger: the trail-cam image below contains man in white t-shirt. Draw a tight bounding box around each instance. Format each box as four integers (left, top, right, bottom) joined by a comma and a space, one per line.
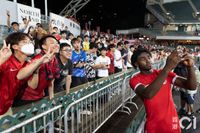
114, 42, 123, 73
95, 47, 110, 78
127, 45, 134, 69
59, 31, 72, 48
19, 17, 31, 32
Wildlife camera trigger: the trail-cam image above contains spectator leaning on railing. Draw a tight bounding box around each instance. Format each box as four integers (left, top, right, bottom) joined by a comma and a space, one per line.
54, 43, 72, 94
85, 42, 98, 82
14, 35, 60, 106
0, 32, 45, 118
114, 42, 123, 73
106, 44, 115, 75
95, 47, 110, 78
71, 38, 88, 87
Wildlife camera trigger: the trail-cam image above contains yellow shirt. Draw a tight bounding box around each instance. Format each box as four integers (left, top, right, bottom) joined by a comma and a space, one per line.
83, 41, 90, 52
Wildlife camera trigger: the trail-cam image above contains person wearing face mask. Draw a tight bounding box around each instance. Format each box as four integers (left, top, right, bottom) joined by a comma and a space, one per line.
0, 32, 49, 118
16, 35, 60, 105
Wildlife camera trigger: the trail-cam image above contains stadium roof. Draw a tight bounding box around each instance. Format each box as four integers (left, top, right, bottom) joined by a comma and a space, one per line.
147, 0, 200, 24
116, 28, 200, 40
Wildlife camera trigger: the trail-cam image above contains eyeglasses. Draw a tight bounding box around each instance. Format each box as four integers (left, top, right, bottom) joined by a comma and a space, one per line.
62, 49, 72, 52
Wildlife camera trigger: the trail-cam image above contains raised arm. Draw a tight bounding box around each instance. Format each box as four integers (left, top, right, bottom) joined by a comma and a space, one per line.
27, 68, 39, 89
48, 79, 55, 99
24, 17, 31, 30
6, 11, 11, 28
174, 55, 197, 90
49, 20, 54, 34
65, 75, 71, 94
135, 51, 180, 99
0, 40, 12, 66
17, 49, 54, 80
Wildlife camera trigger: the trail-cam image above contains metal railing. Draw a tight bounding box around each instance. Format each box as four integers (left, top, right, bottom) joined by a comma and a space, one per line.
64, 75, 125, 133
0, 70, 134, 133
0, 60, 165, 133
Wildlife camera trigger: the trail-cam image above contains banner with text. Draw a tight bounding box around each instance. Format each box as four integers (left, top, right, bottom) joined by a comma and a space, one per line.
17, 3, 41, 26
50, 12, 81, 37
49, 12, 65, 30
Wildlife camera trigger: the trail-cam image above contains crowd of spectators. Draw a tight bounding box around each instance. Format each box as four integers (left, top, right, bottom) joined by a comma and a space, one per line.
2, 10, 199, 121
0, 12, 135, 118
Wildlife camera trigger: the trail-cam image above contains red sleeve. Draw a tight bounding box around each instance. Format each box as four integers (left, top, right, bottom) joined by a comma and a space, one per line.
168, 71, 177, 84
27, 54, 42, 65
158, 69, 177, 84
0, 61, 8, 74
129, 77, 144, 91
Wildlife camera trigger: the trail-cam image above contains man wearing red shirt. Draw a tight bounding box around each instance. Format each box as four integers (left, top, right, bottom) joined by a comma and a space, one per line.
0, 32, 36, 118
129, 48, 197, 133
107, 44, 115, 74
16, 35, 60, 105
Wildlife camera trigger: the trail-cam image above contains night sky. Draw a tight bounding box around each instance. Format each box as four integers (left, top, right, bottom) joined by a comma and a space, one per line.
9, 0, 147, 33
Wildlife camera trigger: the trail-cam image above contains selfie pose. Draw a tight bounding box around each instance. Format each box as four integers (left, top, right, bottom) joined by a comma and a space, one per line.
130, 48, 197, 133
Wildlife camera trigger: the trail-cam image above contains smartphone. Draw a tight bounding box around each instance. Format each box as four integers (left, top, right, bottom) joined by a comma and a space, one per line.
176, 48, 183, 57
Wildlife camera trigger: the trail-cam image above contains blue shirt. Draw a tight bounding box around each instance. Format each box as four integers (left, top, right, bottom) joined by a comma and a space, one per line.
8, 28, 24, 34
72, 50, 87, 77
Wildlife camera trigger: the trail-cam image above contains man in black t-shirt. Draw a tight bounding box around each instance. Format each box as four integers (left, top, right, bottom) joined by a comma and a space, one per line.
54, 43, 73, 94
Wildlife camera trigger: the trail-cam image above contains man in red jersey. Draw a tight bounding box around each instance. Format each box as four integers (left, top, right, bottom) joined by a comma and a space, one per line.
0, 32, 34, 118
0, 32, 51, 118
107, 44, 115, 75
129, 48, 197, 133
16, 35, 60, 105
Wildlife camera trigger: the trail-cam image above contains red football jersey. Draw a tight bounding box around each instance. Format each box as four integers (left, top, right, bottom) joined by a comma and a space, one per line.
22, 54, 59, 100
130, 70, 181, 133
0, 55, 28, 115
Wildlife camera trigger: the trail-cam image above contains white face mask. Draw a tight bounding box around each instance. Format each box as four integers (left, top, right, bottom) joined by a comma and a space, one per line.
21, 43, 35, 56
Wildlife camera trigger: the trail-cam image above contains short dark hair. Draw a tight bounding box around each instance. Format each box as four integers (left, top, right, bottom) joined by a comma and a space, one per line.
22, 18, 27, 21
60, 43, 71, 51
5, 32, 30, 53
77, 35, 81, 38
90, 42, 98, 49
51, 32, 57, 35
124, 41, 129, 45
71, 38, 80, 46
84, 35, 89, 38
68, 33, 74, 37
11, 22, 19, 26
130, 45, 134, 49
36, 23, 43, 28
53, 27, 58, 30
117, 42, 123, 47
131, 48, 151, 69
60, 30, 67, 35
100, 47, 107, 51
39, 35, 59, 50
108, 44, 115, 50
